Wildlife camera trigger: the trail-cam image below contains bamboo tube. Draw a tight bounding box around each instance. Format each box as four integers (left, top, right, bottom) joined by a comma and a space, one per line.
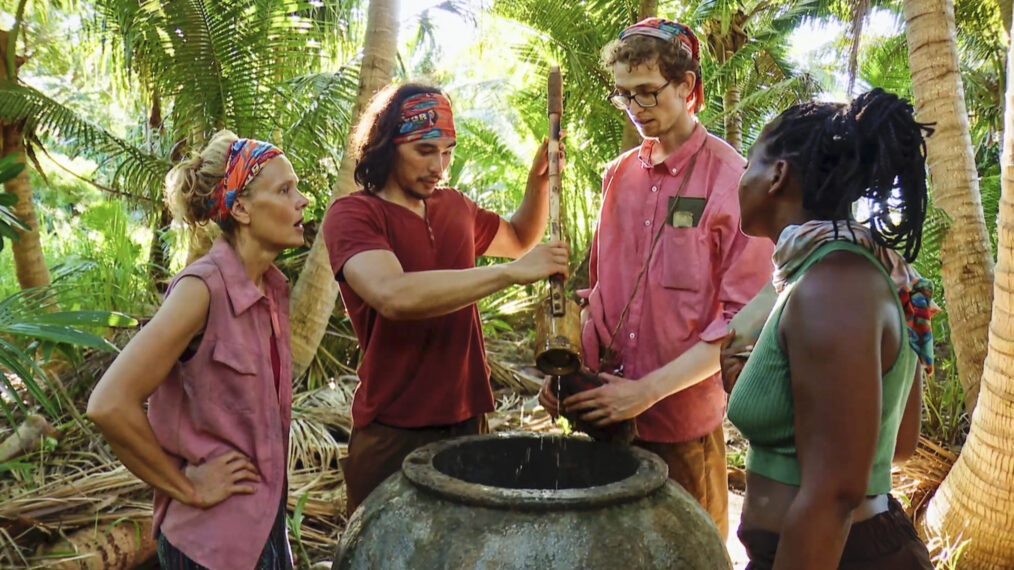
534, 65, 582, 376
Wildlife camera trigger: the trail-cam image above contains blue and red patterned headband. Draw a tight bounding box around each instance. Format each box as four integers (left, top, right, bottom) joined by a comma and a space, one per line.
206, 139, 283, 224
619, 18, 705, 112
393, 93, 456, 144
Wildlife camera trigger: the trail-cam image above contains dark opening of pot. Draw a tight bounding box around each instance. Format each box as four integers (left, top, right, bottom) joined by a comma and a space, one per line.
431, 436, 639, 490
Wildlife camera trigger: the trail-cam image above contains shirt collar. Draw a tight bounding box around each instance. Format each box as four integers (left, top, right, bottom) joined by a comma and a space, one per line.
207, 237, 289, 316
636, 122, 708, 174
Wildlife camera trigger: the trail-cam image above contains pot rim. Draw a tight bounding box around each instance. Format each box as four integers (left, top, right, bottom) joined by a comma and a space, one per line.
401, 432, 669, 511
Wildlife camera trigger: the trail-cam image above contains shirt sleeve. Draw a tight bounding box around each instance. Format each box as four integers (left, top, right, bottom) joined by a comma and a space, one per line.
323, 196, 392, 281
461, 192, 503, 257
699, 176, 775, 343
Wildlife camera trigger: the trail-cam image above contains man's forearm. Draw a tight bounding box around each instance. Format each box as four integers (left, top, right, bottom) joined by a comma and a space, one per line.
643, 340, 722, 402
376, 264, 518, 320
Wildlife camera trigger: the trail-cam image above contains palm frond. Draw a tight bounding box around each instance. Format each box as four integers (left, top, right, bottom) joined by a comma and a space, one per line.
0, 80, 169, 201
93, 0, 359, 145
279, 68, 360, 194
858, 32, 911, 96
0, 285, 137, 426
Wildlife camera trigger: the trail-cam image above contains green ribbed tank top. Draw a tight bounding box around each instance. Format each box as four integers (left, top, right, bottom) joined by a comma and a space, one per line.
727, 241, 916, 495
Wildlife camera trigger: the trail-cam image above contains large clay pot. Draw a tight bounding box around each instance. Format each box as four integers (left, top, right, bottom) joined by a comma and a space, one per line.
334, 433, 731, 569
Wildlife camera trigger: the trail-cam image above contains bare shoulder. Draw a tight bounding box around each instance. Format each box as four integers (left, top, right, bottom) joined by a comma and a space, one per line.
151, 276, 211, 336
778, 247, 892, 336
166, 275, 210, 305
788, 250, 891, 312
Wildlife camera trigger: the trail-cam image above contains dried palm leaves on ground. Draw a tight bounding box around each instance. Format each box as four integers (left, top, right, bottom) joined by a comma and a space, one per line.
0, 339, 559, 568
892, 436, 960, 519
1, 322, 967, 569
890, 437, 965, 568
0, 419, 148, 568
486, 336, 545, 395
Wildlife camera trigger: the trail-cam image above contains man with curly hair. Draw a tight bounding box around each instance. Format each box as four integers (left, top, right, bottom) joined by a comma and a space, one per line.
540, 19, 773, 538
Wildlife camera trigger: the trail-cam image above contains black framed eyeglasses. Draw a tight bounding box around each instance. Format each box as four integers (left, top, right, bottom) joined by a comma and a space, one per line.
608, 80, 672, 110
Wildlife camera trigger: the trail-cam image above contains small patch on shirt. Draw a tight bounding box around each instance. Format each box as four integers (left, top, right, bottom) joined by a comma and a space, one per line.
667, 197, 706, 228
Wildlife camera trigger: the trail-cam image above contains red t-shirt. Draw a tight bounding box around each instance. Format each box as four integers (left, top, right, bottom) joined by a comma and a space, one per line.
324, 188, 502, 428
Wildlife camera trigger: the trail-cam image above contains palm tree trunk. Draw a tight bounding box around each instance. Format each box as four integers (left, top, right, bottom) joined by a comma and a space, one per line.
146, 93, 171, 292
920, 16, 1014, 565
619, 0, 658, 152
723, 81, 742, 153
287, 0, 399, 378
904, 0, 994, 413
2, 122, 50, 289
0, 30, 50, 290
846, 0, 871, 97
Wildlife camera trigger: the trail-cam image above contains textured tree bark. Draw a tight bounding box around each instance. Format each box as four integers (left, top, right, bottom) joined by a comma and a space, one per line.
42, 518, 157, 570
723, 82, 742, 153
287, 0, 399, 377
619, 0, 658, 152
1, 29, 51, 290
920, 8, 1014, 564
904, 0, 994, 413
702, 10, 747, 152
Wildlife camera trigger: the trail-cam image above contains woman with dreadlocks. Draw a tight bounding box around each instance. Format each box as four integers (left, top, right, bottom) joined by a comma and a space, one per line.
726, 89, 935, 569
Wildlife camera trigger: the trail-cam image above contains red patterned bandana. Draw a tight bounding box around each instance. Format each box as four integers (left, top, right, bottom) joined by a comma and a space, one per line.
206, 139, 283, 224
393, 93, 456, 144
619, 18, 705, 113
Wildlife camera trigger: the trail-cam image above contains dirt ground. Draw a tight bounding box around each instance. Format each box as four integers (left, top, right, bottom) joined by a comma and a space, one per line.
728, 490, 748, 568
725, 420, 749, 568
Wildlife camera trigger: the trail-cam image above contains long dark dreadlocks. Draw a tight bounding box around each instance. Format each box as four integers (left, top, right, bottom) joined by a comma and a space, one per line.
762, 88, 934, 262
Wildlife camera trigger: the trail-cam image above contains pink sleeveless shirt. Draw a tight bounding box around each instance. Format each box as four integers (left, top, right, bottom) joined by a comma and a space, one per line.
147, 238, 292, 570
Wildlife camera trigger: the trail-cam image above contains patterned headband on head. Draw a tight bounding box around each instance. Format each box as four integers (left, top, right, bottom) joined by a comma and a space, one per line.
393, 93, 456, 144
619, 18, 705, 112
206, 138, 284, 225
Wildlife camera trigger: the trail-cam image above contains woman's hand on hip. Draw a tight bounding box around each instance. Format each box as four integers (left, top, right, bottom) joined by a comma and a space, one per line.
184, 451, 261, 508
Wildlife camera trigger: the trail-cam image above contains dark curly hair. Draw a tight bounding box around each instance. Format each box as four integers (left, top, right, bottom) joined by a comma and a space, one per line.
761, 88, 934, 262
350, 83, 445, 193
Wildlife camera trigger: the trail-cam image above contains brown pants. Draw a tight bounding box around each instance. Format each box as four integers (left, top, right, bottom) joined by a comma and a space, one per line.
634, 424, 729, 539
340, 415, 487, 517
737, 495, 932, 569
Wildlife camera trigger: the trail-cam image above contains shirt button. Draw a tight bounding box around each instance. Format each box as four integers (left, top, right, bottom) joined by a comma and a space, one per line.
629, 332, 636, 339
644, 219, 651, 226
651, 185, 658, 192
671, 168, 679, 175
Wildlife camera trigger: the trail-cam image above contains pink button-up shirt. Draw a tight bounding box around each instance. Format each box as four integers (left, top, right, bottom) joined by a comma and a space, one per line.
580, 124, 773, 443
147, 238, 292, 570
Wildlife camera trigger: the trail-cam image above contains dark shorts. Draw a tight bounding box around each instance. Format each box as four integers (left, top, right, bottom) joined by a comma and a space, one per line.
737, 495, 933, 569
156, 498, 292, 570
341, 415, 488, 517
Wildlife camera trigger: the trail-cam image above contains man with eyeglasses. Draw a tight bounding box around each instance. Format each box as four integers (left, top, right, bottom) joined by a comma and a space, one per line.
538, 18, 773, 539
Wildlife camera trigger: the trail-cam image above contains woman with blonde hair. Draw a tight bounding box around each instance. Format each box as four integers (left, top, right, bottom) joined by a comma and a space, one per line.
88, 130, 308, 570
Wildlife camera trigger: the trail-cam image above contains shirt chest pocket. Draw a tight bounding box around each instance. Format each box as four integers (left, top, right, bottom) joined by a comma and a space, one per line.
660, 225, 704, 292
206, 340, 261, 413
659, 196, 707, 291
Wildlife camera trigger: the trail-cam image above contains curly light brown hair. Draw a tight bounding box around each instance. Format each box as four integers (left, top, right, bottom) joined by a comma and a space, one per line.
601, 35, 703, 112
